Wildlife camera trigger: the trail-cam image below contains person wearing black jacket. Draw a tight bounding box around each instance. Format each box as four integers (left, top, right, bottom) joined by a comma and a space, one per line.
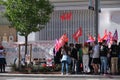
118, 42, 120, 74
70, 44, 79, 74
110, 40, 119, 74
88, 42, 94, 73
100, 40, 109, 75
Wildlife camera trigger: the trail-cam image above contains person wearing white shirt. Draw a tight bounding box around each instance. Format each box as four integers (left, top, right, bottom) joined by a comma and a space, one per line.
92, 41, 100, 74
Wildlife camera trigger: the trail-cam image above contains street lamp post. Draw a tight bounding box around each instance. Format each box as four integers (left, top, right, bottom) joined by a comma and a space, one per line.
94, 0, 99, 42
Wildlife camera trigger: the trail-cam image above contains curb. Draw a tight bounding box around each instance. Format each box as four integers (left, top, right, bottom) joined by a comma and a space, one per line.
0, 73, 120, 78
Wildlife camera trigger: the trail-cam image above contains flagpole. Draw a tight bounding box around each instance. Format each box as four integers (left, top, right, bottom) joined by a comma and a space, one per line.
94, 0, 99, 42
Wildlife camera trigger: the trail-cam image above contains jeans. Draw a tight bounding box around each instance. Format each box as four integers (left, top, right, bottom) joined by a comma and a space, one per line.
72, 59, 78, 74
100, 56, 107, 74
61, 61, 68, 74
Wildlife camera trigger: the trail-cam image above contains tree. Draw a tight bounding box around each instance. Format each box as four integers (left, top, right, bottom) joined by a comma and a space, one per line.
1, 0, 54, 56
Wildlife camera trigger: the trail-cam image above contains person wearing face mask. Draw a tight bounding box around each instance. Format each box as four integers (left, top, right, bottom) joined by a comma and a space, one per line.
110, 40, 119, 75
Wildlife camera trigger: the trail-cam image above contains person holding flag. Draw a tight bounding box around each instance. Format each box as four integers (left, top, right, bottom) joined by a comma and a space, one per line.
61, 43, 71, 75
99, 40, 109, 75
110, 40, 119, 75
91, 41, 100, 74
54, 33, 69, 65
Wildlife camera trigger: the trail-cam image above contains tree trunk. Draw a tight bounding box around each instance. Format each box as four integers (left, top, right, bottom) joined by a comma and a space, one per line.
25, 35, 28, 57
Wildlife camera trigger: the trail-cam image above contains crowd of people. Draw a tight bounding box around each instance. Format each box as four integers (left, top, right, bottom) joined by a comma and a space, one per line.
0, 39, 120, 75
54, 40, 120, 75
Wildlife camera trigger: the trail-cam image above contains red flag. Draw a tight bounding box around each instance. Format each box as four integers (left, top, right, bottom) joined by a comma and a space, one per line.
72, 27, 82, 42
112, 29, 118, 41
54, 34, 69, 53
60, 12, 72, 21
54, 39, 61, 53
98, 34, 102, 42
101, 29, 108, 40
109, 32, 113, 44
86, 34, 94, 42
87, 33, 94, 41
59, 33, 69, 43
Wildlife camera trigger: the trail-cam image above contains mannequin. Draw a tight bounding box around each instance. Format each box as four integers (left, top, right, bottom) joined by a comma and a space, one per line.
2, 33, 7, 42
9, 33, 14, 42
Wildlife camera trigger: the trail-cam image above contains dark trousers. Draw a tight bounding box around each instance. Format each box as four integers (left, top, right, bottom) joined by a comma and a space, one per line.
118, 58, 120, 73
0, 58, 6, 73
0, 64, 5, 72
78, 60, 83, 73
89, 57, 94, 73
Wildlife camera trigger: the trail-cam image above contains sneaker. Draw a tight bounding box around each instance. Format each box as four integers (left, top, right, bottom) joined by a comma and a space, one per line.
103, 74, 107, 76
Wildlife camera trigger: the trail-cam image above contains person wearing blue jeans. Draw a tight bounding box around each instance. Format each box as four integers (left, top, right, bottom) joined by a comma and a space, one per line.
61, 61, 68, 75
100, 56, 108, 74
99, 40, 109, 75
61, 44, 70, 75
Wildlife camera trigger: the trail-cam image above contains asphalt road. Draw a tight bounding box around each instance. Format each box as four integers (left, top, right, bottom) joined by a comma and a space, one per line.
0, 77, 120, 80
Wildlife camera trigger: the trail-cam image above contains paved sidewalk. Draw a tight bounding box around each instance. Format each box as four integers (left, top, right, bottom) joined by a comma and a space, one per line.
0, 73, 120, 79
0, 67, 119, 78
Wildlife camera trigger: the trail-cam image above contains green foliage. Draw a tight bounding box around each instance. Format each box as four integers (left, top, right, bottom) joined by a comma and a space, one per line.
3, 0, 54, 36
1, 0, 54, 55
11, 63, 61, 73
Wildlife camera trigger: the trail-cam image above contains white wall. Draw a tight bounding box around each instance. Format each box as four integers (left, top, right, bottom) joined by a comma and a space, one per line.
18, 32, 36, 42
99, 8, 120, 42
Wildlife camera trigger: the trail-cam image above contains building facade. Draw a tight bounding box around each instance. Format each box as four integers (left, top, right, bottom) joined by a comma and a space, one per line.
34, 0, 120, 43
1, 0, 120, 43
36, 9, 95, 43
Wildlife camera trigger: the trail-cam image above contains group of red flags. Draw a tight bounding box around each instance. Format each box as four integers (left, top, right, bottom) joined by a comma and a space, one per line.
88, 29, 118, 44
55, 28, 118, 53
54, 27, 82, 53
55, 12, 118, 53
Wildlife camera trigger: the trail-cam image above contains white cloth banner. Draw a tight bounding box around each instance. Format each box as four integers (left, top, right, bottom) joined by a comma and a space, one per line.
3, 41, 55, 65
